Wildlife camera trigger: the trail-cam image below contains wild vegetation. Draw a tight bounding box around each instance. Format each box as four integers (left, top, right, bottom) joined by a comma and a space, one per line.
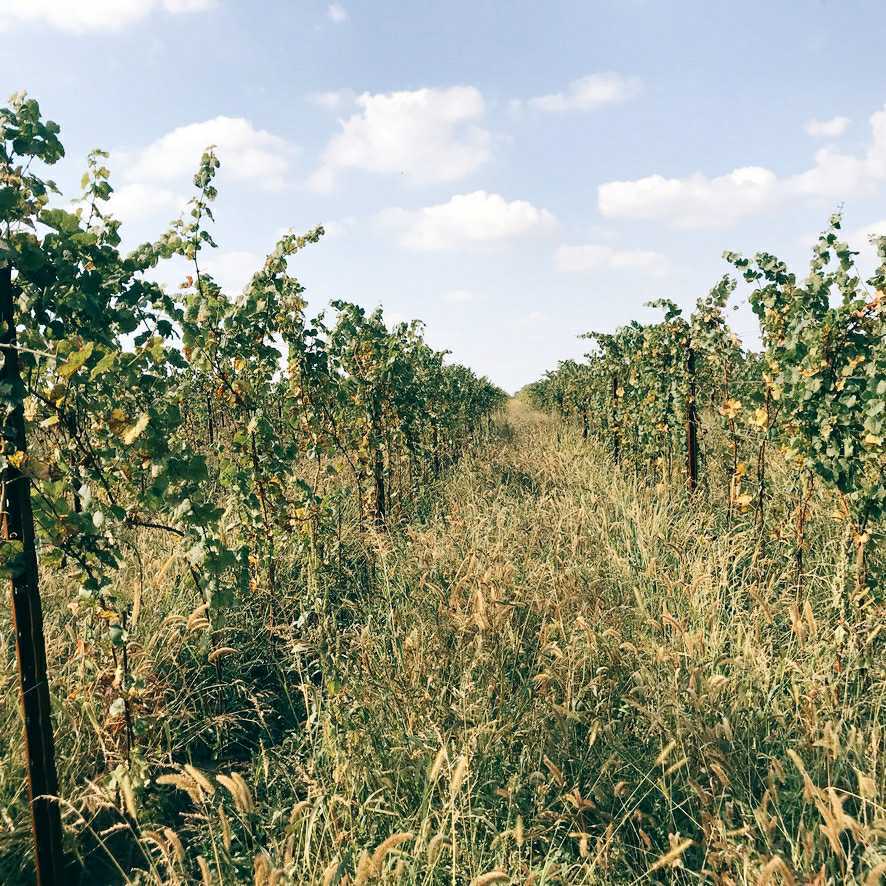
0, 95, 883, 884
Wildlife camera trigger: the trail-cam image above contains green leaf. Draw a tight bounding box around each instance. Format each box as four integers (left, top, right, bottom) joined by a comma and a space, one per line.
40, 208, 83, 235
90, 350, 117, 379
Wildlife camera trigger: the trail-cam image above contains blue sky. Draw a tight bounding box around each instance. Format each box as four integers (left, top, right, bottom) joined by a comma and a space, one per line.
2, 0, 886, 391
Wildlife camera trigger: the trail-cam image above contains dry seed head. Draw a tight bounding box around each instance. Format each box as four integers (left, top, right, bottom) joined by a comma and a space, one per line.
542, 755, 564, 786
451, 755, 469, 795
155, 552, 178, 584
709, 762, 730, 788
855, 768, 876, 801
647, 837, 693, 873
216, 774, 241, 808
187, 602, 210, 631
570, 831, 590, 858
162, 614, 188, 629
141, 829, 171, 863
664, 757, 688, 776
217, 772, 254, 814
353, 850, 373, 885
471, 872, 509, 886
253, 852, 271, 886
321, 857, 340, 886
119, 775, 138, 821
290, 799, 311, 822
163, 827, 186, 864
802, 600, 817, 637
184, 765, 215, 797
426, 833, 448, 866
218, 804, 232, 851
208, 646, 238, 663
428, 745, 448, 785
758, 855, 796, 885
156, 772, 203, 805
588, 722, 600, 748
371, 832, 413, 873
654, 739, 677, 768
196, 855, 212, 885
232, 773, 254, 813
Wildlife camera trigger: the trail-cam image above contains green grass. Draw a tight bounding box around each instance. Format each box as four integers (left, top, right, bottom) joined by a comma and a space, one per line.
1, 401, 883, 884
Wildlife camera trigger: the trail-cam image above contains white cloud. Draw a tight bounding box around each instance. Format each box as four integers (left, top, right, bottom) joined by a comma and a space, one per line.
106, 182, 186, 224
852, 219, 886, 240
122, 117, 295, 190
866, 105, 886, 180
527, 72, 642, 113
377, 191, 556, 251
203, 250, 263, 294
599, 167, 778, 228
789, 105, 885, 198
327, 3, 349, 23
310, 86, 490, 190
555, 243, 668, 275
847, 219, 886, 267
788, 147, 869, 199
0, 0, 214, 32
443, 289, 476, 303
804, 116, 850, 138
599, 104, 886, 228
322, 216, 357, 238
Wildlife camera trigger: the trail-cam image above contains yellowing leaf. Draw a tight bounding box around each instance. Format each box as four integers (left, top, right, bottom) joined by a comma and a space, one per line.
8, 452, 52, 480
7, 451, 26, 470
57, 341, 94, 379
108, 408, 129, 437
123, 413, 150, 446
46, 383, 66, 406
718, 399, 742, 419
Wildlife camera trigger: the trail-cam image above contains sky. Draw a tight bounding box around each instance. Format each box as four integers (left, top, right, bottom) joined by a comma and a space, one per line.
2, 0, 886, 392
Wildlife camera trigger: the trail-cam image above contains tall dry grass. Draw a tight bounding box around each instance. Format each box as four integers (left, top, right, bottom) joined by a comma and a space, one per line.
1, 400, 883, 883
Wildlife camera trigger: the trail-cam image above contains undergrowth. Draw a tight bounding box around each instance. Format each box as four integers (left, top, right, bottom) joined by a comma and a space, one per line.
1, 400, 883, 884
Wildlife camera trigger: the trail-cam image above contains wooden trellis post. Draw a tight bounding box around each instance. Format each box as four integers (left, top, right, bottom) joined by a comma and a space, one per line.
610, 374, 620, 465
686, 342, 699, 493
1, 264, 65, 885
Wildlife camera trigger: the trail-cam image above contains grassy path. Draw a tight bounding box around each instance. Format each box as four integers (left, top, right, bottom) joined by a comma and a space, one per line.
3, 401, 880, 884
237, 401, 881, 883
